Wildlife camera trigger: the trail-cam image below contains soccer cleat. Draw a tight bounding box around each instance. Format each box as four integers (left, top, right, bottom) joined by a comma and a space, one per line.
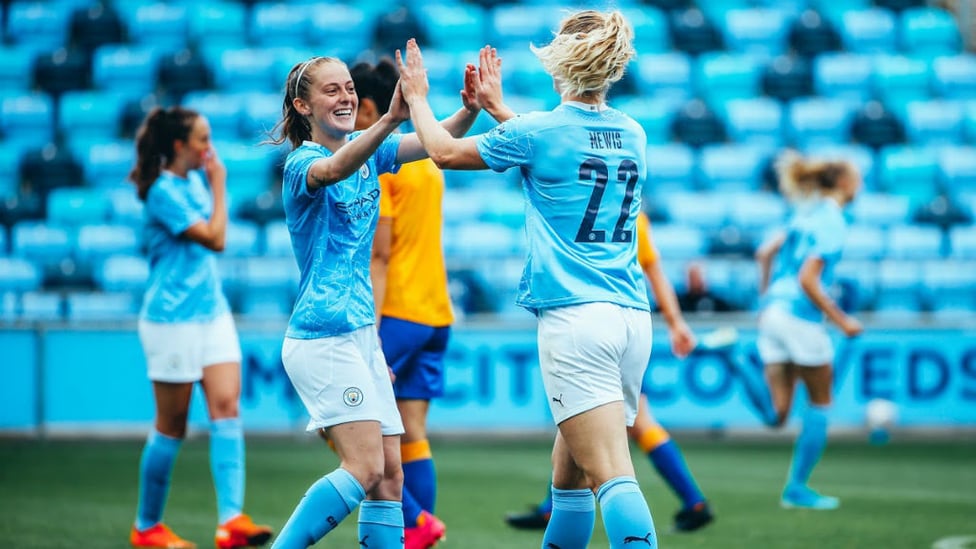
130, 523, 197, 549
672, 501, 715, 533
780, 484, 840, 510
215, 514, 273, 549
404, 511, 447, 549
503, 505, 551, 530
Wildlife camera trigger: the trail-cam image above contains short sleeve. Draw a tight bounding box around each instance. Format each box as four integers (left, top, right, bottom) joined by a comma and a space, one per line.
476, 116, 534, 173
810, 209, 846, 259
373, 133, 403, 176
283, 146, 324, 199
146, 181, 203, 236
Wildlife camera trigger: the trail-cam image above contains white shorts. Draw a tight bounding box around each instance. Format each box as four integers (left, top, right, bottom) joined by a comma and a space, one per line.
281, 326, 404, 436
757, 305, 834, 367
537, 302, 652, 426
138, 313, 242, 383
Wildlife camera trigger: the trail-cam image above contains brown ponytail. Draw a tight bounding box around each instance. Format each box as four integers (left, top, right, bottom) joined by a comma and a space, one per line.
129, 106, 199, 201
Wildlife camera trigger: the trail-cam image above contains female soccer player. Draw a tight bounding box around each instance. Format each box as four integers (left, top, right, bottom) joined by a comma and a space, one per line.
350, 57, 452, 549
738, 151, 863, 510
128, 107, 272, 549
398, 9, 662, 548
266, 55, 484, 549
506, 211, 714, 534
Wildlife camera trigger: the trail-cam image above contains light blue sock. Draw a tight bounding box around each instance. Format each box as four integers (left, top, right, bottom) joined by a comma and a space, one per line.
788, 405, 829, 488
272, 468, 365, 549
135, 430, 182, 531
540, 487, 594, 549
358, 500, 404, 549
597, 477, 657, 549
210, 417, 245, 524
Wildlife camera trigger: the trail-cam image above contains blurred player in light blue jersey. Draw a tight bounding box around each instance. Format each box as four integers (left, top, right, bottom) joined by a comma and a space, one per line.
128, 107, 272, 549
265, 55, 486, 549
736, 151, 864, 511
397, 10, 661, 548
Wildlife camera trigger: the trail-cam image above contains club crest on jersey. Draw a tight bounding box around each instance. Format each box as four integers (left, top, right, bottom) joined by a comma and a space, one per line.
343, 387, 364, 407
359, 163, 370, 179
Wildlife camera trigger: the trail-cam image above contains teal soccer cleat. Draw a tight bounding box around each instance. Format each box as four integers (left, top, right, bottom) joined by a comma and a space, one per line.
780, 484, 840, 510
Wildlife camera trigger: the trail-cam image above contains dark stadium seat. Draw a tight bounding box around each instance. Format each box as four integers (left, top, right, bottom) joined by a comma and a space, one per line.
788, 9, 842, 57
670, 99, 727, 147
157, 49, 213, 101
850, 101, 906, 149
761, 54, 814, 102
669, 8, 724, 55
68, 2, 126, 55
18, 145, 84, 203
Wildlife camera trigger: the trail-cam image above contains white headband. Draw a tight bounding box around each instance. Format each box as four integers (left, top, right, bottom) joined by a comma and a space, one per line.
294, 57, 320, 97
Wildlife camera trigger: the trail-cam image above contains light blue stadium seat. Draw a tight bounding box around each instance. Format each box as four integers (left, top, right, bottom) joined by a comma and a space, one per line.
489, 5, 561, 50
788, 98, 855, 149
723, 98, 784, 148
105, 188, 144, 228
938, 146, 976, 196
128, 3, 188, 52
0, 142, 26, 198
949, 226, 976, 259
635, 53, 693, 102
842, 225, 886, 260
0, 257, 42, 292
932, 55, 976, 100
659, 192, 728, 231
886, 225, 944, 260
240, 92, 282, 141
0, 225, 5, 254
236, 256, 298, 317
306, 4, 370, 59
873, 55, 930, 111
66, 291, 138, 321
188, 3, 247, 49
447, 222, 522, 259
625, 7, 670, 54
5, 2, 69, 53
813, 53, 873, 103
479, 189, 525, 229
0, 46, 36, 92
833, 259, 878, 311
615, 97, 679, 145
805, 144, 878, 192
417, 3, 486, 52
442, 188, 489, 228
922, 260, 976, 315
722, 9, 791, 60
21, 291, 63, 321
214, 49, 276, 93
873, 259, 923, 314
899, 8, 962, 59
223, 220, 261, 257
216, 141, 277, 204
59, 91, 125, 147
499, 48, 554, 98
92, 45, 159, 99
1, 291, 16, 320
840, 8, 897, 54
46, 188, 111, 226
82, 140, 135, 188
646, 144, 696, 194
263, 223, 293, 257
807, 0, 872, 27
964, 102, 976, 143
1, 94, 54, 148
648, 224, 707, 260
94, 254, 149, 294
698, 144, 768, 192
695, 0, 750, 24
75, 224, 140, 268
850, 193, 911, 227
903, 100, 964, 145
12, 222, 72, 268
249, 3, 309, 48
695, 52, 762, 104
877, 145, 939, 208
181, 92, 243, 138
727, 191, 787, 232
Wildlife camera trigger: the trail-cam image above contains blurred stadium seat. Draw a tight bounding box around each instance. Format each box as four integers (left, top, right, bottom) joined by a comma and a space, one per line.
839, 8, 897, 54
898, 7, 961, 58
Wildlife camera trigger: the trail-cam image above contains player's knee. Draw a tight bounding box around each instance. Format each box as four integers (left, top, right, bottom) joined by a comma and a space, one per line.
208, 397, 239, 420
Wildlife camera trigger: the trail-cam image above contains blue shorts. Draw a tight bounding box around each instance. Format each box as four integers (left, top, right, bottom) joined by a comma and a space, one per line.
379, 316, 450, 400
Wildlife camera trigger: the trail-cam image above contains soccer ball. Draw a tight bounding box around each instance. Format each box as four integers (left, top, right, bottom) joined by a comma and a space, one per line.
865, 398, 898, 444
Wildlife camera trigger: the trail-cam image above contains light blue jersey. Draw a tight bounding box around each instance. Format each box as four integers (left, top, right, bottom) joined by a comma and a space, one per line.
141, 170, 229, 322
282, 135, 402, 339
764, 198, 847, 322
477, 102, 650, 313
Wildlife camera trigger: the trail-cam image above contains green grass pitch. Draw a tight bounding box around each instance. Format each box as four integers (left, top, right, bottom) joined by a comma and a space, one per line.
1, 436, 974, 548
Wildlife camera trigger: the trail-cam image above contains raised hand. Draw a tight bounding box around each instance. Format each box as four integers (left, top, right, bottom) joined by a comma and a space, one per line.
387, 78, 411, 123
475, 46, 504, 112
395, 38, 430, 104
203, 148, 226, 190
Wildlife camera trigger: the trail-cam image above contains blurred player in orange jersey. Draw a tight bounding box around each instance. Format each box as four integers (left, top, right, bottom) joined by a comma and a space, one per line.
353, 57, 452, 549
505, 211, 715, 533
